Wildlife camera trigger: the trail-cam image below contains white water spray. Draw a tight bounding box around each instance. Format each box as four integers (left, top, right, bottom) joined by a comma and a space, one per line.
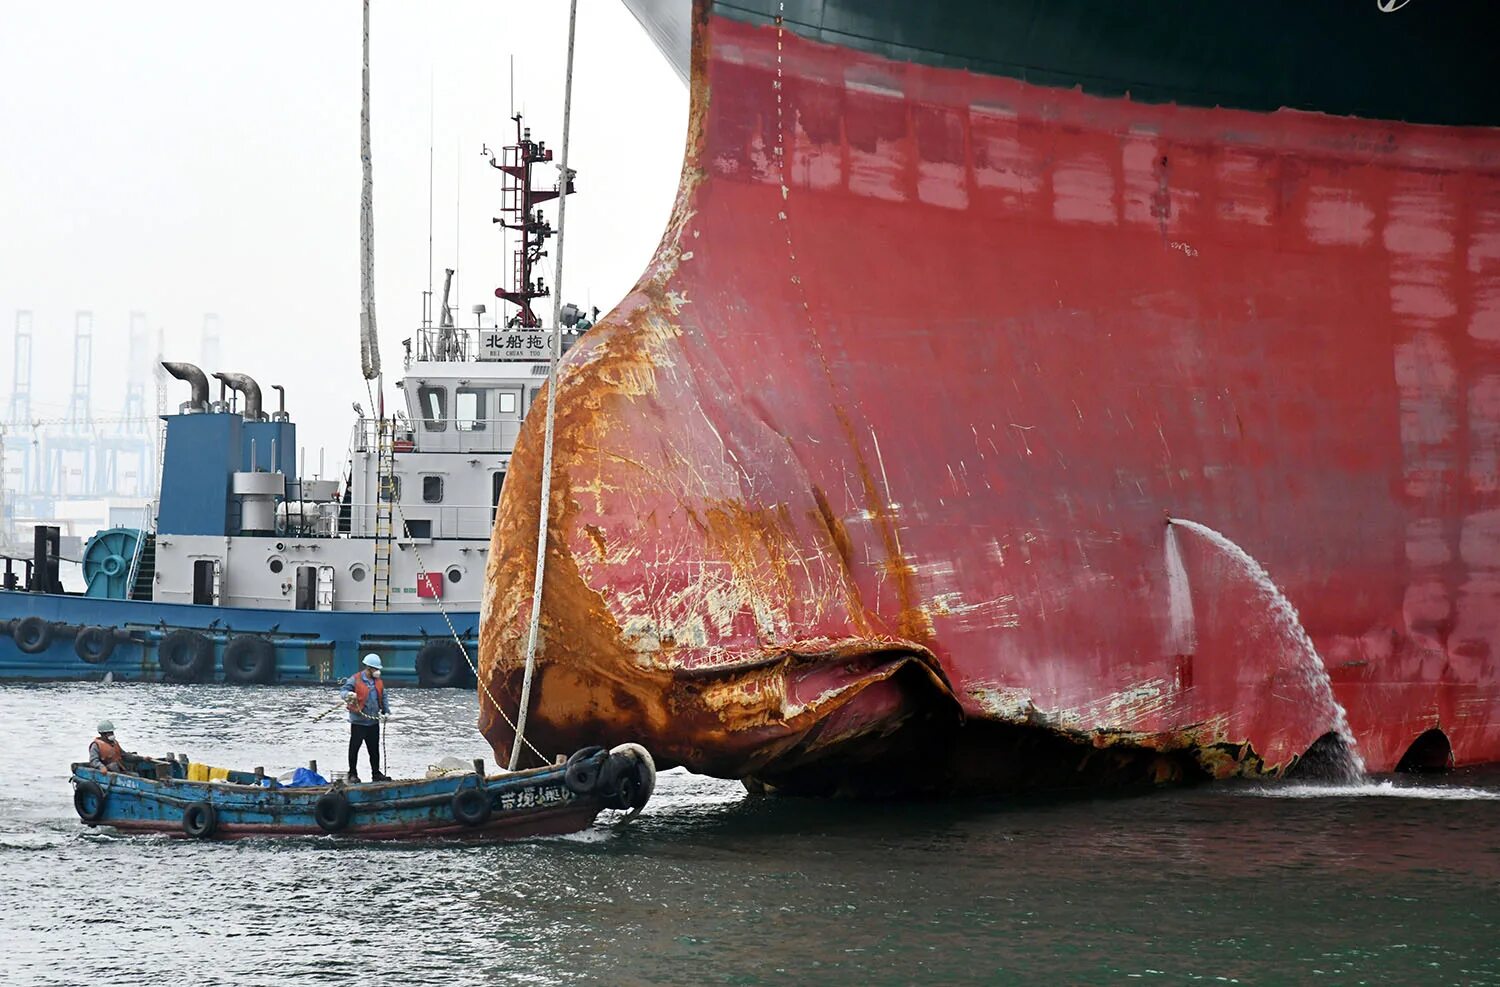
1167, 517, 1366, 780
1164, 523, 1197, 655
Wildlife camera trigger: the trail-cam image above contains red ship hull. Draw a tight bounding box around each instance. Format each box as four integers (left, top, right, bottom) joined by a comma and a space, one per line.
480, 5, 1500, 792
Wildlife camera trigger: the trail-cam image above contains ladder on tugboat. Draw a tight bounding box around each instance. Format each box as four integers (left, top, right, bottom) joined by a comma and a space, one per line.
372, 418, 395, 611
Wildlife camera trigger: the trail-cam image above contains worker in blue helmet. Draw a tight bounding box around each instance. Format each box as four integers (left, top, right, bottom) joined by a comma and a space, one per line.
340, 654, 391, 782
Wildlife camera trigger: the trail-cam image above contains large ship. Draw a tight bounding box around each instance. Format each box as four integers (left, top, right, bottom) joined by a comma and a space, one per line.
478, 0, 1500, 793
0, 114, 587, 688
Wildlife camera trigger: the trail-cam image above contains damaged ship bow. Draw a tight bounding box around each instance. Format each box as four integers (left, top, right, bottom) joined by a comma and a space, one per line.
480, 0, 1500, 795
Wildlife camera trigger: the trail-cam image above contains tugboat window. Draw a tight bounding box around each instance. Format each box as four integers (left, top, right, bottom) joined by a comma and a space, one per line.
417, 385, 447, 431
403, 519, 432, 539
498, 390, 520, 416
456, 387, 486, 431
378, 475, 401, 502
492, 471, 506, 522
423, 475, 443, 503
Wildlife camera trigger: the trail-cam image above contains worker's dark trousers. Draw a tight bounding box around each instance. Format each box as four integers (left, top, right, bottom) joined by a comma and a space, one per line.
349, 722, 380, 777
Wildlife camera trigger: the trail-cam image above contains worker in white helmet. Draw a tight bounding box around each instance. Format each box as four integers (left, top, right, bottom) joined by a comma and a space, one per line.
88, 720, 138, 774
339, 654, 391, 782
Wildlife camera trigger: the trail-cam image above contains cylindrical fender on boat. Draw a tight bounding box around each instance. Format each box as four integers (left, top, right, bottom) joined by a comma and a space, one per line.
73, 779, 107, 822
609, 743, 657, 814
598, 753, 647, 810
158, 629, 215, 683
182, 801, 218, 839
314, 790, 353, 833
563, 746, 607, 795
74, 626, 116, 664
13, 616, 53, 654
223, 635, 276, 684
450, 784, 492, 827
415, 639, 468, 688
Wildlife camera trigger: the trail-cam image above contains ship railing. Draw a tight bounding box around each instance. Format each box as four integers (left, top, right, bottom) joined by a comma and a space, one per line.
341, 500, 499, 541
123, 498, 157, 601
351, 416, 524, 455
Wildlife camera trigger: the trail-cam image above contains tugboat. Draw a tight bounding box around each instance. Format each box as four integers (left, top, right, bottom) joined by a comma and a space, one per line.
0, 108, 590, 688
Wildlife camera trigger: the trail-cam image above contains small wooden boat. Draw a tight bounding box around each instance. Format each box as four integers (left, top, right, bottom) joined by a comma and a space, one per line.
69, 744, 655, 840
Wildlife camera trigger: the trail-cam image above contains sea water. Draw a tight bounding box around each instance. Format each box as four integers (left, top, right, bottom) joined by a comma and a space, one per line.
2, 682, 1496, 985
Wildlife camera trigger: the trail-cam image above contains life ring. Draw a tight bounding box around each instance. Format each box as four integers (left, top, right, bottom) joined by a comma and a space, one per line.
223, 635, 277, 685
415, 640, 468, 689
73, 779, 107, 822
74, 626, 116, 664
182, 801, 218, 839
13, 616, 52, 654
563, 746, 607, 795
158, 629, 215, 683
450, 785, 492, 827
315, 790, 352, 833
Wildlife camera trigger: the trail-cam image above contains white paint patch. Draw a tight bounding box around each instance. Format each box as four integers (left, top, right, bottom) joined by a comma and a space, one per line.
1052, 153, 1117, 225
1304, 186, 1374, 246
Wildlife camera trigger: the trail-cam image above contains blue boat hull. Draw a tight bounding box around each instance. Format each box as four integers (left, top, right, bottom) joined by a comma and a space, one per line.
0, 590, 477, 686
69, 745, 655, 840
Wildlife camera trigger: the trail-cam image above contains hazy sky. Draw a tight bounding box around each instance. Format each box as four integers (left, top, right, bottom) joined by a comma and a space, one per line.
0, 1, 686, 475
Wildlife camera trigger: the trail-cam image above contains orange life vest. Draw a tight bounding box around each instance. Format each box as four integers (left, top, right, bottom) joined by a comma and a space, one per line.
93, 735, 123, 764
351, 673, 384, 709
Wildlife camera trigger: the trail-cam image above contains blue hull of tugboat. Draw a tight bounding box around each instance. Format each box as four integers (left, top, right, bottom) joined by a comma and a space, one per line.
0, 590, 478, 686
68, 749, 651, 840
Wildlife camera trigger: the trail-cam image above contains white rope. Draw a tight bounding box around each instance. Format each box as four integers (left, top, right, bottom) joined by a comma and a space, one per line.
512, 0, 578, 771
358, 0, 381, 381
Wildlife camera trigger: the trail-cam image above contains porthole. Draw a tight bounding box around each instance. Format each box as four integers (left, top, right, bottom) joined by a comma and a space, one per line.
350, 564, 368, 583
446, 566, 463, 584
268, 557, 285, 574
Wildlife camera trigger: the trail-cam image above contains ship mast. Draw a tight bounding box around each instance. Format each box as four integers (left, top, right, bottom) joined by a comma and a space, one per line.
490, 115, 575, 329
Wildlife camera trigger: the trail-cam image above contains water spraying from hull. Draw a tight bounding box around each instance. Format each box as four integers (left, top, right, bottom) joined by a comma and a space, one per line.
1164, 522, 1197, 656
1167, 517, 1365, 781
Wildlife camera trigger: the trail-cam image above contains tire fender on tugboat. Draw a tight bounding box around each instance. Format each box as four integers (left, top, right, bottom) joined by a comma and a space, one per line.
223, 635, 276, 685
74, 626, 116, 664
158, 629, 215, 683
415, 639, 468, 689
13, 616, 53, 655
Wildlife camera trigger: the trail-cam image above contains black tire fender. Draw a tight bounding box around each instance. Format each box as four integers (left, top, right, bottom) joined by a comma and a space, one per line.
74, 625, 116, 664
414, 640, 468, 689
182, 801, 218, 839
73, 779, 107, 822
158, 629, 214, 683
563, 746, 607, 795
223, 635, 276, 685
14, 616, 52, 655
599, 753, 642, 810
315, 790, 353, 833
451, 785, 492, 827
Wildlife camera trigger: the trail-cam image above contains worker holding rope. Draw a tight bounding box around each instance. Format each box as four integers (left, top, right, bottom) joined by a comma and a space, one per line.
340, 654, 391, 783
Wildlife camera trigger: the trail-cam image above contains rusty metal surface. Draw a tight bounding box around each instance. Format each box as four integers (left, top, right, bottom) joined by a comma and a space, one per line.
480, 4, 1500, 792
